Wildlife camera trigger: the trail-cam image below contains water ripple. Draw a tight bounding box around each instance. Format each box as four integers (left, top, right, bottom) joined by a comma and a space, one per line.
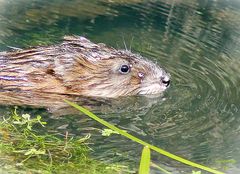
0, 0, 240, 173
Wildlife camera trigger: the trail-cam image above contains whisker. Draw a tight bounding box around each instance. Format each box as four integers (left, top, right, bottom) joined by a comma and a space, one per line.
121, 35, 128, 51
129, 36, 134, 52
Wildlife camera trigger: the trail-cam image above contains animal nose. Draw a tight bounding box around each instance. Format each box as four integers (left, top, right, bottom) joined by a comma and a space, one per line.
162, 78, 170, 87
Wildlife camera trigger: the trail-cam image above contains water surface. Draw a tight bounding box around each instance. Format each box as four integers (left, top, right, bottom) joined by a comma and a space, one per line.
0, 0, 240, 173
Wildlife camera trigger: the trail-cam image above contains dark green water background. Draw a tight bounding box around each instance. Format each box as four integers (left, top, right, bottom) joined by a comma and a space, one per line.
0, 0, 240, 173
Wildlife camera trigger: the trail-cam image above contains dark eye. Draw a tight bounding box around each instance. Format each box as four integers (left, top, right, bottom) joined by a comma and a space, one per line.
119, 64, 130, 74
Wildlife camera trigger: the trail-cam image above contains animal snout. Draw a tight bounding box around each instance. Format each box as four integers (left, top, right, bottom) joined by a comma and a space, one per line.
161, 77, 170, 87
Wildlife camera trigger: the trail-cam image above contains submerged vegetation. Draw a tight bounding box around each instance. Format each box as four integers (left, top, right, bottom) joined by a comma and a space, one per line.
0, 106, 220, 174
0, 104, 226, 174
65, 100, 225, 174
0, 108, 129, 174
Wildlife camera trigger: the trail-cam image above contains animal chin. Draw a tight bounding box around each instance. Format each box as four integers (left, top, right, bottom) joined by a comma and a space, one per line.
138, 83, 166, 95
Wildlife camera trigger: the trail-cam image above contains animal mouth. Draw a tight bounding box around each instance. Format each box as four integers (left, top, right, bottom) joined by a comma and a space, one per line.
137, 82, 168, 95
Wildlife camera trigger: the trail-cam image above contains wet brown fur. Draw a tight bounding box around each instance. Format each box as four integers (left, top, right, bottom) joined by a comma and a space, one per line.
0, 36, 169, 108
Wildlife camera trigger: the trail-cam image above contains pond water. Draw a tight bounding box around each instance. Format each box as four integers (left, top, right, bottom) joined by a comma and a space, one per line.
0, 0, 240, 173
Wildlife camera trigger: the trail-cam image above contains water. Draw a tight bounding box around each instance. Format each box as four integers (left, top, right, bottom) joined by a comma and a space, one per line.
0, 0, 240, 173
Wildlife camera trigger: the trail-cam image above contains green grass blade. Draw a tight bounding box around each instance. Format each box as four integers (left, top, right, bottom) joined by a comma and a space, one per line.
65, 100, 225, 174
151, 162, 172, 174
139, 146, 151, 174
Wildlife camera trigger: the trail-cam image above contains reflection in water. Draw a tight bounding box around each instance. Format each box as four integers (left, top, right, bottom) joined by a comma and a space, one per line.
0, 0, 240, 173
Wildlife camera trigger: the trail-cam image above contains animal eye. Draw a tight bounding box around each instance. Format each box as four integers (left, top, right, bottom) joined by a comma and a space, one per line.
119, 64, 130, 74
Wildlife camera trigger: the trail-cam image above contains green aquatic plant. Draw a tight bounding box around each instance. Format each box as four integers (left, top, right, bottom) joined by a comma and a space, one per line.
65, 100, 225, 174
101, 128, 120, 136
151, 162, 172, 174
0, 108, 129, 174
139, 146, 151, 174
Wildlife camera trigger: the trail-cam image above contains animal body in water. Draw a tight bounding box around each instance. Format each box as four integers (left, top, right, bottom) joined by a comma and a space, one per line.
0, 36, 170, 108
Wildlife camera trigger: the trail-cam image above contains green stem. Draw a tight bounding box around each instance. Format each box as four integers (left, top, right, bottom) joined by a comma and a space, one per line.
65, 100, 225, 174
151, 162, 172, 174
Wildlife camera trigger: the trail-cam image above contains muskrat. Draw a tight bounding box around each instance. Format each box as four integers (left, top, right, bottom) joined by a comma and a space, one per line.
0, 36, 170, 108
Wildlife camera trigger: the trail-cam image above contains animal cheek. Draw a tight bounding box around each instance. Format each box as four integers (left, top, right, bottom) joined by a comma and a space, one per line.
130, 76, 141, 85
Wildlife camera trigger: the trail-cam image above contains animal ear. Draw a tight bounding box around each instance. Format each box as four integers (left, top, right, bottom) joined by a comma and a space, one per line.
63, 36, 116, 62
